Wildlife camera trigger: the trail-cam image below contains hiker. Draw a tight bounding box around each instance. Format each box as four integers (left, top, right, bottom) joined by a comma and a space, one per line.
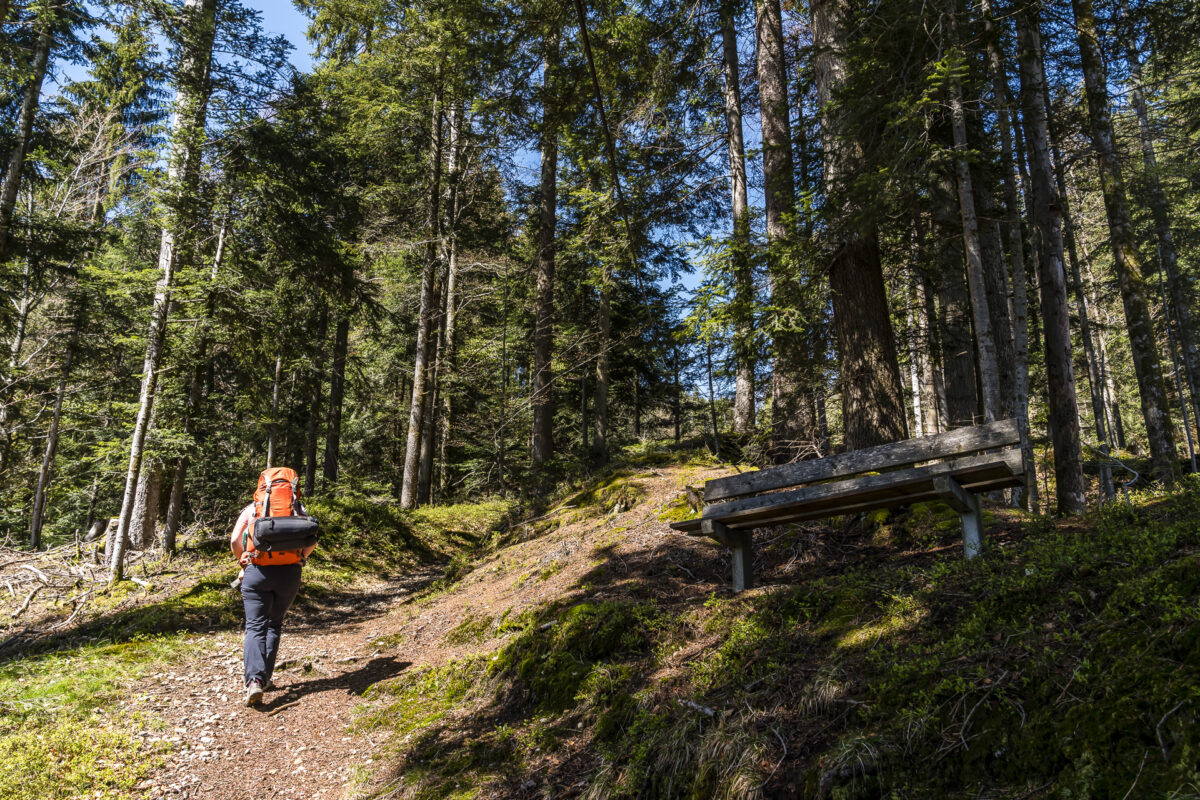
230, 467, 319, 707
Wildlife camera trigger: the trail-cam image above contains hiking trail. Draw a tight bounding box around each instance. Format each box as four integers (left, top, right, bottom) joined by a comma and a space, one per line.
128, 570, 437, 800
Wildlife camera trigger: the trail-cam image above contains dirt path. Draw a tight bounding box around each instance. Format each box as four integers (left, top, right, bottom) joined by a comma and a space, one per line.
130, 569, 438, 800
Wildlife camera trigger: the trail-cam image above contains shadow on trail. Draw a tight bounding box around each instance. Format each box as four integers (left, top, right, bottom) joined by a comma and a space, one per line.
258, 657, 414, 712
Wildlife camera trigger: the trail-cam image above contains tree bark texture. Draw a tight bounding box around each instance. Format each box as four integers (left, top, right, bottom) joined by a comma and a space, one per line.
721, 0, 755, 435
947, 32, 1001, 423
757, 0, 812, 460
1072, 0, 1176, 485
0, 16, 51, 262
532, 34, 559, 464
401, 87, 444, 506
323, 316, 350, 485
812, 0, 907, 451
1016, 8, 1086, 513
304, 309, 329, 496
592, 281, 611, 460
933, 175, 978, 428
29, 320, 78, 549
440, 106, 463, 492
111, 0, 217, 582
982, 0, 1037, 507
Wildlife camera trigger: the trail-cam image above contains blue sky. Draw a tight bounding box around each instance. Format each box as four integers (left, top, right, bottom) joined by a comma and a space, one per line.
255, 0, 313, 72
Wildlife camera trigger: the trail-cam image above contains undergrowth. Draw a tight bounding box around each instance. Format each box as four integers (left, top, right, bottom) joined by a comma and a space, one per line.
357, 474, 1200, 799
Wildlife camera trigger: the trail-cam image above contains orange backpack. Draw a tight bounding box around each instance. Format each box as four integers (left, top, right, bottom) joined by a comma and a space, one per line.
244, 467, 318, 566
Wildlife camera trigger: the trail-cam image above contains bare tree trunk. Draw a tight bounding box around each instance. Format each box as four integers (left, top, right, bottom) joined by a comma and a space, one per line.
1072, 0, 1176, 485
267, 353, 283, 466
418, 264, 443, 504
707, 341, 720, 458
532, 34, 559, 465
304, 309, 328, 496
813, 0, 908, 451
130, 464, 162, 550
29, 313, 80, 549
323, 316, 350, 485
721, 0, 755, 434
757, 0, 808, 459
401, 87, 444, 507
982, 0, 1036, 507
934, 175, 978, 428
1016, 7, 1085, 513
0, 18, 51, 262
946, 26, 1001, 422
111, 0, 216, 581
592, 281, 611, 460
163, 216, 227, 553
918, 268, 948, 434
440, 107, 463, 493
1047, 126, 1114, 498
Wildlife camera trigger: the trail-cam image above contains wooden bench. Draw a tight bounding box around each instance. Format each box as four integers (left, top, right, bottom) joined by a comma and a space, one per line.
669, 418, 1026, 591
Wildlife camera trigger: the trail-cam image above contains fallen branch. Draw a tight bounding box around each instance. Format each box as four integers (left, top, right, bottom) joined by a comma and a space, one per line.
12, 585, 42, 618
18, 564, 51, 583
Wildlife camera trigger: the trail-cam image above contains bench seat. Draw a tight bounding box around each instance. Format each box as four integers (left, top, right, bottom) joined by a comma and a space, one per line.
669, 419, 1026, 591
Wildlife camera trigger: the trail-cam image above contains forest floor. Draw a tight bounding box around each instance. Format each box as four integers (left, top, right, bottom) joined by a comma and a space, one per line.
4, 446, 1200, 799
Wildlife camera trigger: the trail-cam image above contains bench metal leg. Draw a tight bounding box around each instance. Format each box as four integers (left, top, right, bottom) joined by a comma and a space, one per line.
960, 491, 983, 559
730, 529, 754, 592
933, 476, 984, 559
701, 519, 754, 591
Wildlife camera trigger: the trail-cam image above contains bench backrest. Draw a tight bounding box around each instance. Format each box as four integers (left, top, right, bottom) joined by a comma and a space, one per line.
705, 418, 1021, 502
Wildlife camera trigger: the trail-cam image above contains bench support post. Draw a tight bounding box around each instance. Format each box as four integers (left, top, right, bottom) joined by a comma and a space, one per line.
701, 519, 754, 591
933, 476, 983, 559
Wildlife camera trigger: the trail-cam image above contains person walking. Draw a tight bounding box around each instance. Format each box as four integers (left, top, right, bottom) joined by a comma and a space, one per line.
230, 467, 318, 706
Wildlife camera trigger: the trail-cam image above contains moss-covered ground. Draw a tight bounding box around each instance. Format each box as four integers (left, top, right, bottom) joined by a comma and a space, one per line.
354, 468, 1200, 799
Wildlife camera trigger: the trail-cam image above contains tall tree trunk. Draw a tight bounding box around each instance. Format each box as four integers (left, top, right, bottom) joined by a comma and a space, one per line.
812, 0, 907, 451
532, 34, 559, 465
323, 316, 349, 485
164, 216, 226, 554
1048, 122, 1114, 493
130, 463, 162, 551
1016, 7, 1086, 514
401, 87, 444, 507
707, 341, 721, 458
0, 18, 51, 262
111, 0, 217, 582
418, 263, 444, 504
592, 282, 611, 460
29, 313, 80, 549
1072, 0, 1176, 485
440, 107, 463, 493
1121, 18, 1200, 442
721, 0, 755, 434
304, 309, 329, 496
267, 353, 283, 465
934, 175, 978, 428
757, 0, 808, 459
918, 268, 948, 434
982, 0, 1036, 507
946, 24, 1001, 422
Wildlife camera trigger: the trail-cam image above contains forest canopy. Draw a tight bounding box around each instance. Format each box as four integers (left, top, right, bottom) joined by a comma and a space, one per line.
3, 0, 1200, 575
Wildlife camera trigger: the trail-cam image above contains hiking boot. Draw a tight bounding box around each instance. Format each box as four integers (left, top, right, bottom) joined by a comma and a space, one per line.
263, 679, 275, 691
244, 680, 264, 707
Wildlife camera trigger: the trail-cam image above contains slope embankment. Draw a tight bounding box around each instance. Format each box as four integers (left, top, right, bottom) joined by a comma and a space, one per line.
4, 449, 1200, 800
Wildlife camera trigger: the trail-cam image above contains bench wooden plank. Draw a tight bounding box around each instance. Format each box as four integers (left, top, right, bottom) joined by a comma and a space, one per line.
697, 450, 1022, 525
669, 457, 1020, 535
704, 418, 1021, 502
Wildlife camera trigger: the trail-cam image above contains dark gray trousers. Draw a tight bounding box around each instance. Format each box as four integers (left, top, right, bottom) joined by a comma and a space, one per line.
240, 563, 302, 687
